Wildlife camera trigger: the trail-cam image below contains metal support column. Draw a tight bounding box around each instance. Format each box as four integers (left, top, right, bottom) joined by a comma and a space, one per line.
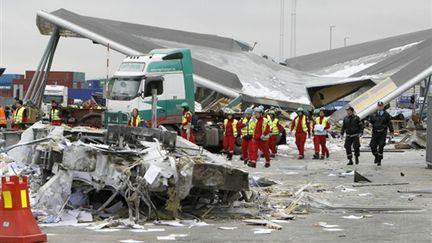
419, 75, 431, 120
151, 89, 157, 128
24, 28, 60, 106
426, 95, 432, 169
34, 31, 60, 107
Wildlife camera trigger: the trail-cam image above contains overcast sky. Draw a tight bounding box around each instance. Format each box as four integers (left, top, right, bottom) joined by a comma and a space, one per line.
0, 0, 431, 79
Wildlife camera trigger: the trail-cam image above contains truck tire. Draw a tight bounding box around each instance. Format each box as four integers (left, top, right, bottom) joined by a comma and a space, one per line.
79, 113, 102, 128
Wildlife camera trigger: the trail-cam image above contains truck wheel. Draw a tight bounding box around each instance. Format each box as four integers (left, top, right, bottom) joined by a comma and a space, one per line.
79, 113, 102, 128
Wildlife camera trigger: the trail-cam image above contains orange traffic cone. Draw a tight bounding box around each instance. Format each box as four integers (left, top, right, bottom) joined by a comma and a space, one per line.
0, 176, 47, 243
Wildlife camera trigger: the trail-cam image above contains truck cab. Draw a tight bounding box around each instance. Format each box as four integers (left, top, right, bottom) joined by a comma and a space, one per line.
42, 85, 68, 119
105, 48, 195, 129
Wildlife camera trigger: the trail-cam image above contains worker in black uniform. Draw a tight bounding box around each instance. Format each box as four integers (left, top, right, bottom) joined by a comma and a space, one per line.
341, 106, 364, 165
369, 101, 394, 166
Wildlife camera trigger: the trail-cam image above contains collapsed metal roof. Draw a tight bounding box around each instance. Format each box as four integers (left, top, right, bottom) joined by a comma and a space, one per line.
286, 29, 432, 121
36, 9, 375, 110
36, 9, 432, 119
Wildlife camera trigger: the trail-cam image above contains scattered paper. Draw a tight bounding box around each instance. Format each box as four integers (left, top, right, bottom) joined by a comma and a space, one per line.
335, 185, 357, 193
358, 193, 373, 197
119, 240, 144, 243
144, 165, 161, 184
86, 222, 110, 230
130, 228, 166, 233
154, 220, 184, 227
318, 222, 340, 228
323, 228, 344, 232
218, 226, 237, 230
342, 215, 364, 219
157, 234, 188, 241
252, 228, 274, 234
157, 236, 175, 241
94, 229, 121, 232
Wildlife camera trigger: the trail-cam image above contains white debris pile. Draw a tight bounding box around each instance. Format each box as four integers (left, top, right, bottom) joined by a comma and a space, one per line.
0, 124, 250, 226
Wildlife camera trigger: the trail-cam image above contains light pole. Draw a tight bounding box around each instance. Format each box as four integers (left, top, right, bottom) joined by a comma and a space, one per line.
344, 37, 349, 47
329, 25, 336, 50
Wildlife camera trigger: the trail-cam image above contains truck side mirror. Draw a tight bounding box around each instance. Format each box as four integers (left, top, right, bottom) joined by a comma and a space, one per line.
143, 76, 164, 97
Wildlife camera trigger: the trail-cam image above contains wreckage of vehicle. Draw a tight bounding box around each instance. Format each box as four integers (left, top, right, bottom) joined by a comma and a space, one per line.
0, 123, 249, 223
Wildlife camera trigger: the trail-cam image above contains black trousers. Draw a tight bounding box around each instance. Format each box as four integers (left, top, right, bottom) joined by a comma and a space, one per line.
370, 132, 387, 159
344, 135, 360, 159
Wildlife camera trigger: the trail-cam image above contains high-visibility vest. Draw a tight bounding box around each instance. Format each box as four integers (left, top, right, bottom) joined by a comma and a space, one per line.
224, 118, 238, 137
270, 118, 280, 135
254, 117, 270, 140
0, 107, 6, 125
240, 117, 256, 138
314, 116, 329, 135
13, 107, 25, 124
129, 115, 142, 127
182, 111, 192, 129
51, 108, 61, 121
293, 115, 308, 133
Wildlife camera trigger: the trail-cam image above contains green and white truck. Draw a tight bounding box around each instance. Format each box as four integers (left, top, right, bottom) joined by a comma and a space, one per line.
105, 48, 196, 132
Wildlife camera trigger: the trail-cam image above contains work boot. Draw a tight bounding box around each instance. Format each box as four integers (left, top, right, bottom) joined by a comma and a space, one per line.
227, 153, 233, 161
326, 151, 330, 159
347, 159, 353, 165
247, 161, 256, 168
377, 156, 382, 166
271, 154, 276, 158
312, 153, 319, 160
244, 159, 248, 165
374, 156, 379, 164
355, 156, 359, 165
298, 155, 304, 159
264, 162, 270, 168
320, 154, 325, 160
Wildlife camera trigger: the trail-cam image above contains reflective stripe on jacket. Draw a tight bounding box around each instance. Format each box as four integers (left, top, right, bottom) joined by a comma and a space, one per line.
224, 118, 238, 137
240, 117, 256, 138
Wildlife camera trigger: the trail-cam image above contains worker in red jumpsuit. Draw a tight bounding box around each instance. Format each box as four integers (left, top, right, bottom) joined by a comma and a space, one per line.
223, 109, 238, 160
248, 106, 271, 168
180, 102, 194, 143
237, 107, 255, 164
268, 110, 284, 157
312, 107, 331, 159
290, 107, 310, 159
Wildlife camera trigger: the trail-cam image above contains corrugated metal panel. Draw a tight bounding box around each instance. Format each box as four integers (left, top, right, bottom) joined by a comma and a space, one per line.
72, 72, 85, 82
0, 74, 24, 86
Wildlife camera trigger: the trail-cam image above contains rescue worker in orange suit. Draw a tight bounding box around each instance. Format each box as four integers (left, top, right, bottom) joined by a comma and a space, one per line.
223, 109, 238, 160
50, 100, 62, 126
290, 107, 311, 159
268, 110, 283, 158
248, 106, 271, 168
0, 106, 7, 129
12, 100, 26, 130
128, 108, 142, 127
312, 107, 331, 159
180, 102, 194, 143
237, 108, 255, 164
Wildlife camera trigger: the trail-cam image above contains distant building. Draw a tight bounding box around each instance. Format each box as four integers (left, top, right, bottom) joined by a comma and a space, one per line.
12, 71, 85, 100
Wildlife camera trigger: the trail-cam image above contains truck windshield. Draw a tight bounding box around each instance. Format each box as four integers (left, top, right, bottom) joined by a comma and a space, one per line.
43, 95, 63, 104
109, 77, 142, 100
